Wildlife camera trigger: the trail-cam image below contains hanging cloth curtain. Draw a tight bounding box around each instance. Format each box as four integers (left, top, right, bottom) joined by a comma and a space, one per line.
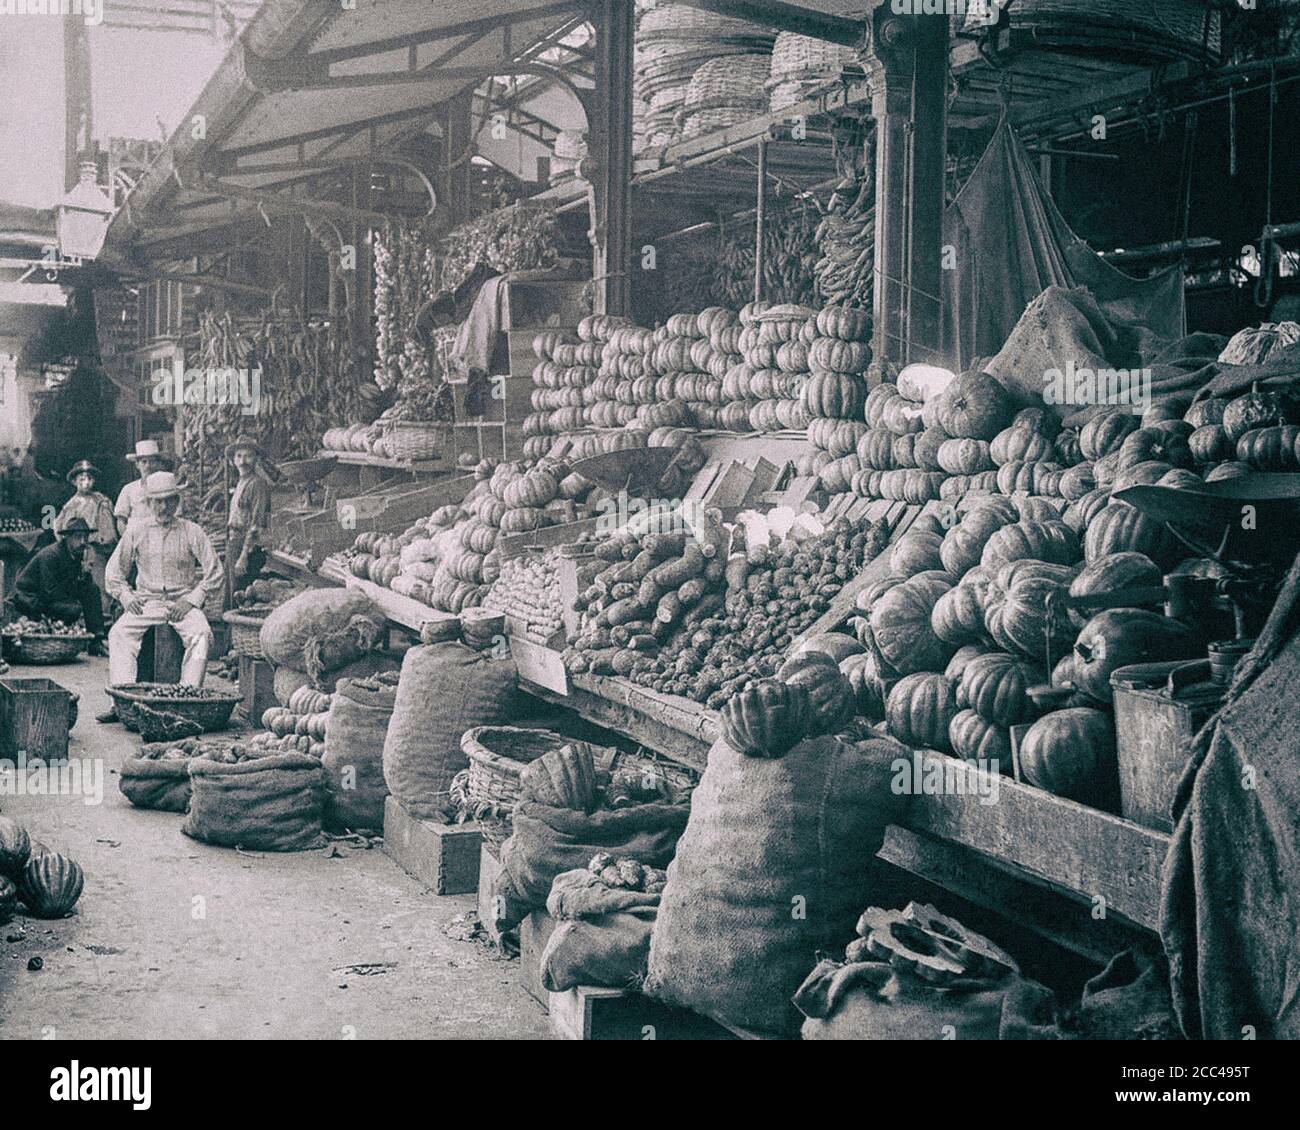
941, 117, 1186, 372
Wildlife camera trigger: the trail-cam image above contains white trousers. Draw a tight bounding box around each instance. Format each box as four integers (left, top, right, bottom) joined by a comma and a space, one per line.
108, 600, 211, 686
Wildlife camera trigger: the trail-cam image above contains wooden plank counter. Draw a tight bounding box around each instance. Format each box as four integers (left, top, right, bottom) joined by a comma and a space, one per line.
520, 670, 1169, 950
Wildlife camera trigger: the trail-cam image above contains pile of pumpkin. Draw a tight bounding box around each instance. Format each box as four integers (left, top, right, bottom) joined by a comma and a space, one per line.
728, 303, 815, 435
257, 685, 334, 758
563, 507, 888, 710
0, 816, 85, 922
321, 422, 390, 458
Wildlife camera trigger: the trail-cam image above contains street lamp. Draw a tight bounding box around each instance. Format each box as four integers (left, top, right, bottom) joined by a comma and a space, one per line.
55, 160, 114, 262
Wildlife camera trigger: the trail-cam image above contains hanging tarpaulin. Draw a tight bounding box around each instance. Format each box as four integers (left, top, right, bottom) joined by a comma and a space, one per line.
940, 117, 1186, 372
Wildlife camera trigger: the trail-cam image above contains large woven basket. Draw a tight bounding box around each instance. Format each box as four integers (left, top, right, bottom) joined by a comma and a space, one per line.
222, 610, 268, 658
2, 632, 92, 665
109, 683, 241, 733
385, 420, 443, 461
460, 725, 569, 814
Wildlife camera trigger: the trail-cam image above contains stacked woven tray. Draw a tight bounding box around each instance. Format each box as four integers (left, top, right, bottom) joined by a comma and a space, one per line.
680, 53, 772, 138
961, 0, 1221, 62
767, 30, 861, 113
634, 4, 776, 150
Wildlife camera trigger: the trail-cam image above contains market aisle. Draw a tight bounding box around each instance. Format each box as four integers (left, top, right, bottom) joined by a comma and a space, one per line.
0, 657, 550, 1040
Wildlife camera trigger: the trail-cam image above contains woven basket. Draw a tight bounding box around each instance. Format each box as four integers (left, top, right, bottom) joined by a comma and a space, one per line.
971, 0, 1221, 61
770, 31, 858, 82
222, 610, 267, 658
110, 683, 241, 733
2, 632, 92, 665
385, 420, 443, 461
460, 725, 569, 814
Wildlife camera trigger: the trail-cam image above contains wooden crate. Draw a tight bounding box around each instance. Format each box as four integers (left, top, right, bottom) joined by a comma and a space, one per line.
548, 986, 739, 1041
238, 655, 277, 726
382, 795, 483, 895
0, 677, 73, 760
477, 840, 505, 947
519, 910, 556, 1008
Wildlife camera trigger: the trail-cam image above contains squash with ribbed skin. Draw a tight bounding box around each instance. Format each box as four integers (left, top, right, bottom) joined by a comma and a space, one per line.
1117, 427, 1193, 470
869, 573, 957, 675
816, 304, 871, 342
1079, 408, 1140, 460
1110, 460, 1173, 492
1019, 708, 1116, 804
17, 851, 84, 918
1083, 502, 1181, 569
945, 643, 991, 682
719, 679, 812, 758
886, 672, 959, 753
802, 370, 866, 420
891, 433, 919, 469
1066, 552, 1163, 627
980, 520, 1081, 574
1204, 461, 1252, 483
880, 395, 926, 436
857, 428, 896, 470
890, 529, 945, 576
957, 651, 1044, 726
0, 817, 31, 880
984, 575, 1076, 662
1062, 488, 1111, 533
840, 652, 888, 719
1188, 424, 1233, 464
931, 579, 991, 647
935, 372, 1014, 440
777, 652, 856, 735
864, 384, 896, 428
939, 502, 1016, 575
1237, 425, 1300, 471
949, 710, 1012, 763
990, 426, 1056, 466
1072, 609, 1200, 704
1222, 385, 1287, 442
938, 438, 994, 475
1057, 464, 1096, 501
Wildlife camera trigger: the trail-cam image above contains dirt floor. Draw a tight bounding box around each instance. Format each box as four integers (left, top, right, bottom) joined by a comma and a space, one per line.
0, 656, 550, 1040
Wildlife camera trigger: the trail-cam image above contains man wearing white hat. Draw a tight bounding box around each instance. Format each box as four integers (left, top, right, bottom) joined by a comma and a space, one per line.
101, 471, 224, 700
114, 439, 168, 536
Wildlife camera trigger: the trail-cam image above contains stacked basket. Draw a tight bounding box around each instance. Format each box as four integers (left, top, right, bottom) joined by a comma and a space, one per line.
767, 30, 861, 113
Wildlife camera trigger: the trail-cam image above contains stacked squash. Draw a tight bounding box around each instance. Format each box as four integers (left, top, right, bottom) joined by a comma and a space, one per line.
261, 686, 332, 757
738, 303, 816, 436
804, 305, 872, 494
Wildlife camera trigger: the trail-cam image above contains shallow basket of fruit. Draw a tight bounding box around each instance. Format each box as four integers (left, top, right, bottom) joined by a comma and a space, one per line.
0, 618, 94, 665
108, 683, 241, 733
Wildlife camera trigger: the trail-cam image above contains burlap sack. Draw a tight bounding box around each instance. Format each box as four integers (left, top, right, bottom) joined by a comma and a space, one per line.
119, 758, 192, 813
259, 589, 378, 671
794, 959, 1060, 1040
382, 641, 519, 820
643, 735, 907, 1037
540, 910, 658, 994
183, 753, 326, 851
320, 678, 395, 832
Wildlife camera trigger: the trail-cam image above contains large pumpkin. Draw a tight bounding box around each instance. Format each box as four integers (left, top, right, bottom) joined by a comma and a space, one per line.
1072, 609, 1201, 704
990, 426, 1056, 466
1062, 487, 1111, 533
1083, 502, 1182, 570
984, 575, 1076, 663
816, 304, 871, 342
857, 428, 897, 470
1236, 425, 1300, 471
1067, 552, 1163, 627
931, 580, 991, 647
938, 438, 994, 475
1188, 424, 1234, 464
16, 851, 84, 918
1116, 427, 1193, 470
1018, 708, 1117, 805
719, 680, 812, 758
802, 370, 866, 420
939, 502, 1015, 575
949, 709, 1012, 764
890, 528, 945, 576
869, 573, 957, 675
840, 652, 888, 719
0, 816, 31, 879
777, 652, 856, 735
886, 672, 959, 753
912, 428, 949, 471
808, 337, 871, 374
957, 651, 1043, 726
880, 395, 926, 436
1110, 459, 1174, 493
1079, 408, 1140, 460
944, 643, 992, 682
935, 371, 1014, 440
980, 520, 1081, 574
1057, 464, 1096, 501
1222, 385, 1287, 442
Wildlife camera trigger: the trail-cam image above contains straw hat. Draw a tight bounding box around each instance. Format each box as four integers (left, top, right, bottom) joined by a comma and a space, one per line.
125, 439, 163, 463
57, 516, 92, 537
143, 471, 183, 499
226, 434, 264, 460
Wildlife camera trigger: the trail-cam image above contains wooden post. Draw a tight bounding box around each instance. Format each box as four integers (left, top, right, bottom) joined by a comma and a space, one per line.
441, 90, 474, 229
589, 0, 634, 316
865, 2, 948, 368
754, 138, 768, 303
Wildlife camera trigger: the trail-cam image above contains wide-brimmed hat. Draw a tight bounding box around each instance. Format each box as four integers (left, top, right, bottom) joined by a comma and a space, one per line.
57, 517, 93, 537
66, 459, 100, 482
126, 439, 164, 463
226, 435, 263, 460
143, 471, 183, 499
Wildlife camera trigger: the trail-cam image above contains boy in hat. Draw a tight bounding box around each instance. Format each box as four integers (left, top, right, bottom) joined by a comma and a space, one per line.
102, 471, 223, 703
114, 439, 168, 536
227, 435, 271, 590
58, 460, 117, 613
7, 516, 107, 652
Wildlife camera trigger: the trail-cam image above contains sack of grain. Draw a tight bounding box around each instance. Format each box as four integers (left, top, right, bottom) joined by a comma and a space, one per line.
643, 735, 906, 1036
382, 642, 520, 820
183, 753, 326, 851
321, 678, 395, 832
118, 758, 192, 813
259, 589, 379, 671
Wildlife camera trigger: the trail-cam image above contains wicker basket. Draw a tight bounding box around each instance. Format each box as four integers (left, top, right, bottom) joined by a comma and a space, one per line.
222, 610, 268, 658
385, 420, 444, 461
2, 632, 92, 665
460, 725, 569, 814
110, 683, 241, 733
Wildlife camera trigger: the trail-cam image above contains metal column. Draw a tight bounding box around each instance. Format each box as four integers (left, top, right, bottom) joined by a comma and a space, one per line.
590, 0, 634, 315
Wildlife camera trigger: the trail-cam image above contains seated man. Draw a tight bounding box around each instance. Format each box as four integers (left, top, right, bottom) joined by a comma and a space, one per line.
7, 517, 107, 652
100, 472, 223, 715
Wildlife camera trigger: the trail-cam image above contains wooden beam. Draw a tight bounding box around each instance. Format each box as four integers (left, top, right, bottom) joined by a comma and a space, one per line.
590, 0, 633, 315
673, 0, 862, 47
